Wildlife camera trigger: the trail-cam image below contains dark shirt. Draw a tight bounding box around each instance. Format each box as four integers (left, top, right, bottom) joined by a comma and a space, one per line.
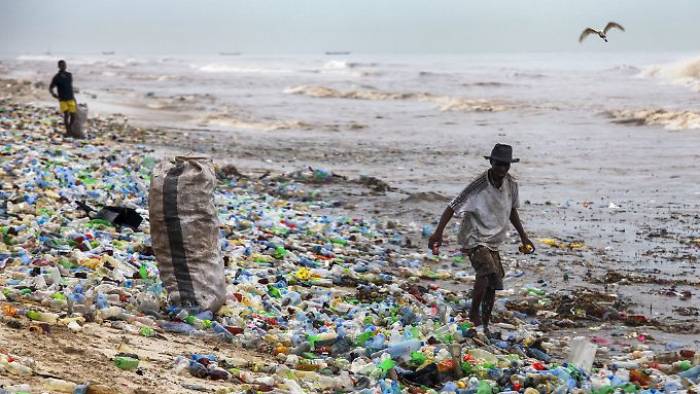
50, 71, 75, 101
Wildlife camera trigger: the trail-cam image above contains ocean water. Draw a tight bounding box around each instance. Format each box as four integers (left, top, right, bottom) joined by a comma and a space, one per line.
8, 52, 700, 189
3, 52, 700, 200
5, 52, 700, 130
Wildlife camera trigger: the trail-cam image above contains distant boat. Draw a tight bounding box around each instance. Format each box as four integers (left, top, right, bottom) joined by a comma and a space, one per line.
102, 51, 115, 55
325, 51, 351, 55
219, 52, 241, 56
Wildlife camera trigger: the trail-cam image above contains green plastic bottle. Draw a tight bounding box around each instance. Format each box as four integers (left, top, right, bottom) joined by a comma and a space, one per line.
377, 358, 396, 374
527, 287, 546, 296
592, 385, 615, 394
139, 264, 149, 280
114, 356, 139, 370
273, 246, 287, 259
676, 360, 692, 371
139, 326, 155, 337
410, 351, 427, 366
253, 254, 271, 263
476, 380, 492, 394
267, 285, 282, 298
461, 361, 473, 375
330, 237, 348, 246
355, 331, 373, 346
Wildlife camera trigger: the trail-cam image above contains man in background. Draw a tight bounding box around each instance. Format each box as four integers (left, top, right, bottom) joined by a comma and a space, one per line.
49, 59, 76, 136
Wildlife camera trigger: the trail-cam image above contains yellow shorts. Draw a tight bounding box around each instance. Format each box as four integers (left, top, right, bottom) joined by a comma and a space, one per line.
59, 99, 77, 113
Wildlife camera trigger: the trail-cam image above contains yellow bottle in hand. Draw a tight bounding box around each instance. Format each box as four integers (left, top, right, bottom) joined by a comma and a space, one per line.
519, 244, 534, 254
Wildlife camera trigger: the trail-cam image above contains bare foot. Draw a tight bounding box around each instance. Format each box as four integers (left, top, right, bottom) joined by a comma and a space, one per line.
468, 312, 482, 327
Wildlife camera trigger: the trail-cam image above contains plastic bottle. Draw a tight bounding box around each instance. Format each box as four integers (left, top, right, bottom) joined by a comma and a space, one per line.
4, 384, 32, 393
612, 360, 640, 369
98, 306, 128, 321
43, 378, 77, 393
114, 356, 139, 370
172, 356, 190, 375
208, 367, 230, 380
26, 310, 58, 323
374, 338, 416, 360
476, 380, 492, 394
94, 292, 109, 309
160, 321, 196, 334
308, 331, 338, 349
0, 356, 33, 376
664, 377, 683, 392
284, 379, 306, 394
2, 304, 18, 317
629, 369, 651, 386
673, 359, 692, 372
139, 326, 155, 337
528, 347, 552, 362
469, 349, 497, 364
678, 365, 700, 383
367, 333, 386, 351
44, 266, 62, 285
188, 361, 208, 378
211, 321, 235, 341
67, 320, 82, 332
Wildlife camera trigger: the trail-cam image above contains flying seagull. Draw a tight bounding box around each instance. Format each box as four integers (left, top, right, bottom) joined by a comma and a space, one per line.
579, 22, 625, 43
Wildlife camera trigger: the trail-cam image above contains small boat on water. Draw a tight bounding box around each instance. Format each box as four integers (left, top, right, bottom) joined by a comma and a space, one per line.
102, 51, 115, 55
219, 52, 241, 56
325, 51, 351, 55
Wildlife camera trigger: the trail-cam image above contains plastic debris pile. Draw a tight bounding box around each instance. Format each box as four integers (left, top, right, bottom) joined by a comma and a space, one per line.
1, 100, 699, 393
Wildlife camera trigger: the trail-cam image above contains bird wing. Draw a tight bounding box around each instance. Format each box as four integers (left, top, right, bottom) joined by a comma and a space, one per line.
604, 22, 625, 34
579, 28, 598, 43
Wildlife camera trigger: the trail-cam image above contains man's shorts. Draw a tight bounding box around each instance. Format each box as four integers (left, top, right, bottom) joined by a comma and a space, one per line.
464, 246, 505, 290
59, 99, 77, 113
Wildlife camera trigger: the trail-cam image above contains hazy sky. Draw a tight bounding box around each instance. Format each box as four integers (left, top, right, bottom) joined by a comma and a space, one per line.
2, 0, 699, 54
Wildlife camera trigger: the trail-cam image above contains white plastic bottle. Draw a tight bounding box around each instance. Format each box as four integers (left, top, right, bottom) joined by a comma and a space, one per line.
44, 378, 77, 393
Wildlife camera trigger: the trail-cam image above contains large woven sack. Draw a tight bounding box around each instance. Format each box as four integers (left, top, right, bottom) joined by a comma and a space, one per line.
148, 156, 226, 312
69, 103, 88, 139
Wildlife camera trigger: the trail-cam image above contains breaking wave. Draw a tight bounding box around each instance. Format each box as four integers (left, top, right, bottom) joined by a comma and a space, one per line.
640, 56, 700, 91
317, 60, 382, 76
284, 85, 511, 112
200, 114, 312, 131
15, 55, 144, 69
605, 109, 700, 130
16, 55, 61, 62
285, 85, 420, 100
103, 58, 143, 68
608, 64, 641, 74
321, 60, 378, 70
197, 63, 294, 74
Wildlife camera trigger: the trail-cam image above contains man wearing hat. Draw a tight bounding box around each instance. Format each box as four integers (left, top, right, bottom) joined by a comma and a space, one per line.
428, 143, 534, 336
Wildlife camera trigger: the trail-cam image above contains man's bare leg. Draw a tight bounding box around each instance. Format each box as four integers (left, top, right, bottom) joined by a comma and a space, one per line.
481, 282, 497, 337
68, 113, 75, 135
63, 112, 70, 136
469, 276, 488, 326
